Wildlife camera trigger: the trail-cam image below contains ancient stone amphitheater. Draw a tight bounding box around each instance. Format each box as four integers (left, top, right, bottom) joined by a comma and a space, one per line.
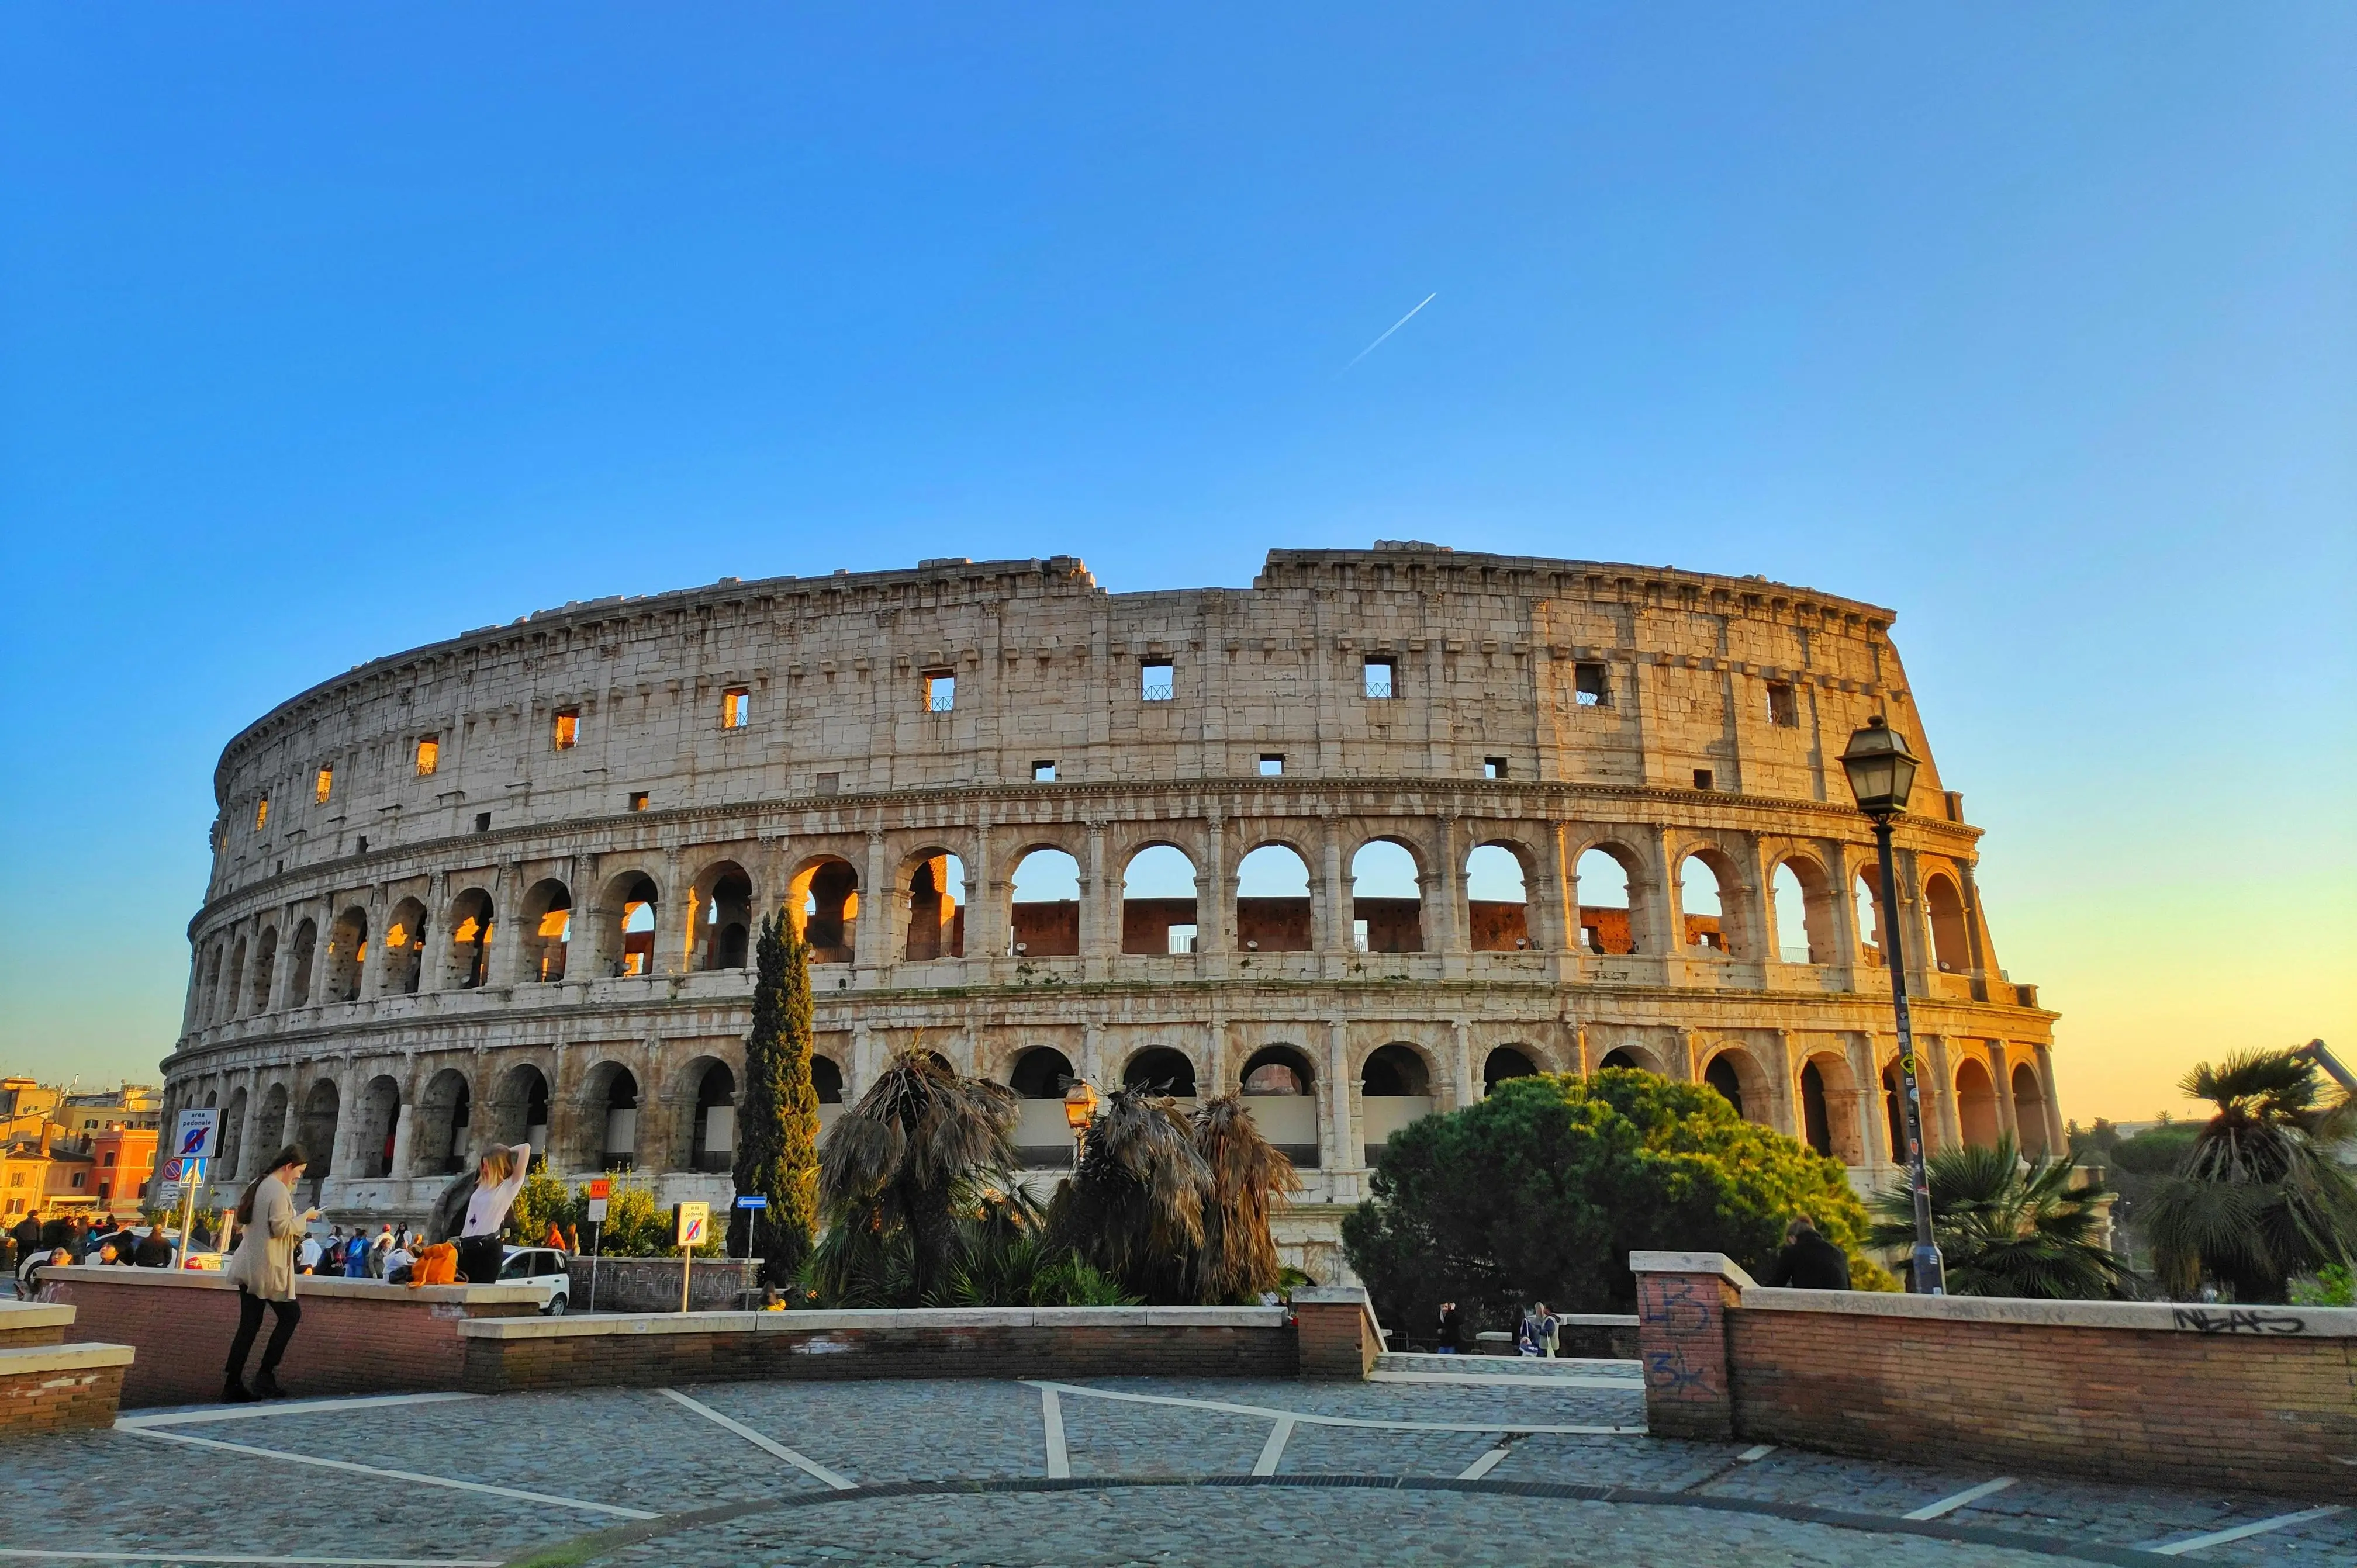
164, 545, 2061, 1280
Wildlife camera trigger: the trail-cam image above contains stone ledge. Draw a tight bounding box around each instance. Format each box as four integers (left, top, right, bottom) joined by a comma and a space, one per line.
1740, 1286, 2357, 1338
460, 1305, 1292, 1341
43, 1265, 543, 1309
0, 1302, 76, 1333
0, 1342, 136, 1375
1630, 1251, 1758, 1286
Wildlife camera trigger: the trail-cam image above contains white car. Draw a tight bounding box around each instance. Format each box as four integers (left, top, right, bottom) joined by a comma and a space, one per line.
498, 1245, 571, 1314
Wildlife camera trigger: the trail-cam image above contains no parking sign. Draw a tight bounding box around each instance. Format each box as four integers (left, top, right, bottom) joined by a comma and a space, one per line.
673, 1200, 710, 1250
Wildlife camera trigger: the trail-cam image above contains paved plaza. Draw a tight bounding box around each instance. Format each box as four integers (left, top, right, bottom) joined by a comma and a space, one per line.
0, 1360, 2348, 1566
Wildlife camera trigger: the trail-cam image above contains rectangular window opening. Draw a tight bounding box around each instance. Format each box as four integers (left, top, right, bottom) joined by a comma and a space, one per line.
720, 687, 751, 729
474, 811, 492, 833
314, 767, 333, 803
1363, 656, 1397, 700
1031, 760, 1057, 783
627, 791, 650, 813
254, 797, 269, 832
1258, 754, 1285, 777
1482, 757, 1506, 780
814, 772, 840, 796
1140, 661, 1173, 702
924, 670, 956, 713
1167, 923, 1198, 955
1766, 681, 1798, 728
356, 835, 368, 856
1574, 663, 1611, 706
416, 736, 440, 777
1692, 768, 1715, 791
553, 709, 579, 750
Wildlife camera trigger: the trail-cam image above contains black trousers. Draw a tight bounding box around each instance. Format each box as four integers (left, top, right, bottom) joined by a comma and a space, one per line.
226, 1289, 300, 1382
455, 1234, 504, 1285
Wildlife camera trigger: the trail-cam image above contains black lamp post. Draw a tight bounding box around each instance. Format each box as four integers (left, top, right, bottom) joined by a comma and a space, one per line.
1838, 714, 1946, 1296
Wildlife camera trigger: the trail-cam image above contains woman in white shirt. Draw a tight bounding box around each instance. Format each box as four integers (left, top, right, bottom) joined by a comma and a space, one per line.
453, 1143, 535, 1285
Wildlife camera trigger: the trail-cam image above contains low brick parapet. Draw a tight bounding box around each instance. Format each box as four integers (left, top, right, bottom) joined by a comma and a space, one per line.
0, 1300, 75, 1348
0, 1342, 135, 1437
1292, 1286, 1384, 1379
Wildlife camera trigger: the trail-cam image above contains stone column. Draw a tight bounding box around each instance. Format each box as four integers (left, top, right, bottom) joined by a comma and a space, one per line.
357, 885, 391, 1000
1825, 840, 1863, 973
388, 1078, 417, 1179
1080, 822, 1115, 970
420, 871, 448, 991
1988, 1040, 2019, 1142
1435, 816, 1468, 958
1765, 1029, 1800, 1139
1645, 828, 1683, 957
2033, 1043, 2069, 1155
1451, 1018, 1476, 1110
1325, 1018, 1354, 1192
863, 830, 893, 975
1198, 814, 1229, 958
1319, 819, 1350, 957
655, 847, 686, 975
1848, 1032, 1885, 1170
1923, 1034, 1961, 1154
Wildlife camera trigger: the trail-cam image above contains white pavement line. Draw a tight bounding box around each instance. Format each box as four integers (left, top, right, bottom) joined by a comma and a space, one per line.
1457, 1445, 1512, 1481
654, 1388, 856, 1491
0, 1554, 501, 1566
119, 1428, 656, 1520
1041, 1387, 1070, 1480
1368, 1371, 1641, 1391
2146, 1505, 2346, 1556
1737, 1445, 1777, 1462
1250, 1417, 1295, 1477
1901, 1476, 2017, 1521
116, 1393, 483, 1429
1025, 1380, 1643, 1437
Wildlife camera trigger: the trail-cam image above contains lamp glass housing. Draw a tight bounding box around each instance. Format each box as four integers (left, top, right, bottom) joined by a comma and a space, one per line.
1839, 716, 1920, 817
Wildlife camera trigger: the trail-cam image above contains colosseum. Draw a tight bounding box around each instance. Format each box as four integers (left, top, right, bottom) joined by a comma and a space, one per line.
161, 544, 2062, 1280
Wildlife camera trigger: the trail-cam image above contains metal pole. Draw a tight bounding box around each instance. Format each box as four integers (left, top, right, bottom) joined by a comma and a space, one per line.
1874, 816, 1946, 1295
680, 1240, 692, 1314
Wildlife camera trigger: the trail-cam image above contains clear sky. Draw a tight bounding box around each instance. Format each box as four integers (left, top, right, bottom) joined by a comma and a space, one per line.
2, 6, 2349, 1120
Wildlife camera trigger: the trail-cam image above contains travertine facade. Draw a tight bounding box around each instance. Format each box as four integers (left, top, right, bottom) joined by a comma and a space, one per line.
161, 545, 2061, 1281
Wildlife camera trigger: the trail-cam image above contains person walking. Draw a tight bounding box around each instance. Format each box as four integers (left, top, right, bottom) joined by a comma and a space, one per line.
1436, 1300, 1463, 1355
1535, 1302, 1561, 1359
222, 1147, 319, 1402
1764, 1215, 1853, 1290
451, 1143, 534, 1286
9, 1212, 40, 1263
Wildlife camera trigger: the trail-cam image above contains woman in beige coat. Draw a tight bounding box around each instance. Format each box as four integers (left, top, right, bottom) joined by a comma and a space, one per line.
222, 1145, 318, 1402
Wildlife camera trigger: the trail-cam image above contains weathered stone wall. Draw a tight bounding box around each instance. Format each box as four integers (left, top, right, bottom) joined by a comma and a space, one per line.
159, 545, 2060, 1274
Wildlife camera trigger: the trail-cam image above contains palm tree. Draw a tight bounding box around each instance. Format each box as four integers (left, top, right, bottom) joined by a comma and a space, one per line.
2141, 1048, 2357, 1302
810, 1050, 1019, 1304
1191, 1093, 1300, 1304
1046, 1086, 1211, 1304
1869, 1134, 2135, 1299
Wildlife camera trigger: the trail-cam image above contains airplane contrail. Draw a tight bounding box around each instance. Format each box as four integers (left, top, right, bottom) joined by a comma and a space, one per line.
1341, 292, 1437, 371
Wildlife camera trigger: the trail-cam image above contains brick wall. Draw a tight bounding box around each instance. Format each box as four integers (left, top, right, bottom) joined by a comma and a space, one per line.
44, 1266, 540, 1408
566, 1255, 761, 1314
1634, 1252, 2357, 1503
0, 1351, 129, 1437
1293, 1286, 1383, 1379
0, 1301, 71, 1348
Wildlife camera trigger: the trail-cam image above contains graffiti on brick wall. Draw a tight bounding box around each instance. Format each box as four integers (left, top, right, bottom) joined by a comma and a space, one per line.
1639, 1276, 1717, 1396
2169, 1307, 2306, 1336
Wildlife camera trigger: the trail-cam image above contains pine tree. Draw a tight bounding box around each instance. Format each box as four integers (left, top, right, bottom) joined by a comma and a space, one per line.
731, 909, 820, 1285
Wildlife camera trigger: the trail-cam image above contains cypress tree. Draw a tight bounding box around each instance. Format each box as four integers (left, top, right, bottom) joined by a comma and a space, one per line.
731, 908, 820, 1285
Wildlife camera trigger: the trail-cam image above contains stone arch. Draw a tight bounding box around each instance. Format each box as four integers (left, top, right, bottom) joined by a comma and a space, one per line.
518, 878, 572, 984
248, 927, 278, 1014
787, 857, 858, 964
488, 1062, 552, 1159
323, 907, 368, 1003
687, 860, 754, 972
902, 848, 966, 960
1008, 845, 1081, 957
1677, 847, 1740, 955
286, 920, 317, 1007
1956, 1057, 2000, 1148
1121, 1046, 1198, 1098
593, 870, 662, 977
1596, 1041, 1666, 1075
297, 1078, 340, 1179
1360, 1042, 1436, 1164
1703, 1046, 1771, 1126
1572, 841, 1645, 954
1770, 854, 1836, 965
683, 1057, 738, 1172
1350, 837, 1424, 953
1926, 871, 1971, 974
810, 1053, 845, 1106
383, 897, 428, 995
1239, 1044, 1319, 1166
219, 1085, 249, 1181
225, 937, 247, 1021
1010, 1046, 1077, 1098
1798, 1051, 1863, 1164
1121, 843, 1200, 956
444, 888, 496, 991
1009, 1046, 1080, 1167
414, 1067, 475, 1176
354, 1074, 402, 1179
1240, 1043, 1315, 1096
1466, 840, 1533, 951
255, 1081, 289, 1158
1482, 1046, 1540, 1093
2010, 1061, 2051, 1157
1235, 841, 1312, 953
580, 1060, 642, 1171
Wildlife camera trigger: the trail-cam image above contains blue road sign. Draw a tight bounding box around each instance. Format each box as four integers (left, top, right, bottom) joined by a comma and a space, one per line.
735, 1195, 769, 1209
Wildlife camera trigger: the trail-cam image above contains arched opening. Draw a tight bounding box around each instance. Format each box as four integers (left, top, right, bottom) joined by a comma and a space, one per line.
1010, 1047, 1079, 1167
286, 920, 317, 1007
904, 853, 966, 960
1882, 1060, 1910, 1163
297, 1079, 340, 1183
1704, 1055, 1746, 1119
1599, 1048, 1641, 1071
489, 1064, 551, 1159
597, 872, 660, 977
1679, 852, 1736, 954
2011, 1062, 2050, 1157
248, 927, 278, 1013
587, 1064, 640, 1172
219, 1087, 248, 1182
1926, 874, 1972, 974
1235, 843, 1312, 953
383, 898, 428, 995
1121, 844, 1200, 955
790, 859, 858, 964
417, 1068, 474, 1175
445, 889, 495, 990
1008, 847, 1080, 957
1799, 1053, 1863, 1164
1122, 1047, 1197, 1098
201, 945, 224, 1022
324, 908, 367, 1002
690, 1061, 737, 1172
1466, 844, 1532, 951
519, 880, 571, 983
1771, 859, 1834, 965
810, 1054, 846, 1135
1855, 870, 1888, 967
1361, 1043, 1435, 1164
1703, 1048, 1771, 1126
255, 1082, 289, 1159
1956, 1058, 2000, 1148
226, 939, 247, 1021
689, 864, 753, 971
1482, 1047, 1539, 1094
1351, 839, 1423, 953
1800, 1062, 1831, 1156
355, 1075, 401, 1179
1239, 1045, 1318, 1167
1574, 847, 1637, 954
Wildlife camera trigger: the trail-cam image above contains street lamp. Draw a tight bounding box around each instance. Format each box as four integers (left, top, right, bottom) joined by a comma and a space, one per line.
1838, 714, 1946, 1296
1061, 1079, 1101, 1174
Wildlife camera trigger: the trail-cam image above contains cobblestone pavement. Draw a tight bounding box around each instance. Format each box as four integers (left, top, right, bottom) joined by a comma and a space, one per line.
0, 1370, 2347, 1567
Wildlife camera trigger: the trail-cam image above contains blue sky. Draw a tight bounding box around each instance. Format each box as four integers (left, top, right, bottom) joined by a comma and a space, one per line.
3, 5, 2349, 1117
